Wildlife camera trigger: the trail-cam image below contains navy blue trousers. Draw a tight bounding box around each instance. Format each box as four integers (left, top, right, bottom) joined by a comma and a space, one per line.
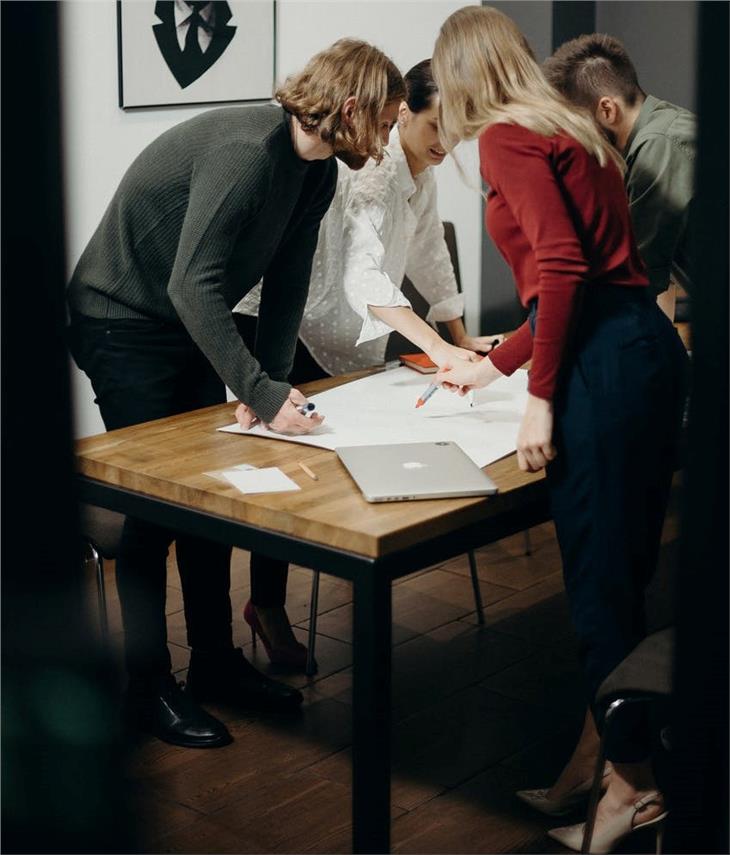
538, 287, 688, 762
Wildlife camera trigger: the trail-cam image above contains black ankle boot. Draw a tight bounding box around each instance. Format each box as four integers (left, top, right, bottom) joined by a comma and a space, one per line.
126, 676, 232, 748
187, 648, 303, 712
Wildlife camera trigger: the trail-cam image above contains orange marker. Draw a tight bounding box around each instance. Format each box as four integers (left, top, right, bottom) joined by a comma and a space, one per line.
298, 461, 318, 481
415, 382, 439, 408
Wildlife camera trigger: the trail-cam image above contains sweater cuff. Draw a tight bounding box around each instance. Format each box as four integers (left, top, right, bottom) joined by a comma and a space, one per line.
526, 377, 554, 401
488, 322, 533, 376
488, 346, 517, 376
247, 377, 292, 423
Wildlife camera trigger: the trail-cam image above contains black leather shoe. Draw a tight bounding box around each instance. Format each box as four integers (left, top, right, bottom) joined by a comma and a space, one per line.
126, 677, 232, 748
187, 647, 303, 713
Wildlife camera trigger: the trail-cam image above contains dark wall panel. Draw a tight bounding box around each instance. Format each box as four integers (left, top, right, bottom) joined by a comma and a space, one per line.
480, 0, 698, 332
552, 1, 596, 49
1, 3, 133, 851
480, 1, 553, 333
596, 0, 697, 111
671, 1, 728, 851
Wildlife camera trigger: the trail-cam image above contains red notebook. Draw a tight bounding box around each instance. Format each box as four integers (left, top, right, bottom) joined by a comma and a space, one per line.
399, 353, 437, 374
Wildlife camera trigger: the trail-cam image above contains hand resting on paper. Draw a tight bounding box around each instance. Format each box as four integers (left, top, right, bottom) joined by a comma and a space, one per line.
235, 403, 260, 430
235, 388, 324, 436
435, 355, 504, 396
454, 332, 505, 354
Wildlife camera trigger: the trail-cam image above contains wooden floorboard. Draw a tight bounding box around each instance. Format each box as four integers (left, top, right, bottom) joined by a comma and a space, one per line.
93, 482, 681, 854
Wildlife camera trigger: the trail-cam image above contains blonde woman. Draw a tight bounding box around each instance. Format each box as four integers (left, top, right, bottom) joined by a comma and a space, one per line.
235, 60, 498, 670
68, 39, 404, 749
432, 7, 687, 852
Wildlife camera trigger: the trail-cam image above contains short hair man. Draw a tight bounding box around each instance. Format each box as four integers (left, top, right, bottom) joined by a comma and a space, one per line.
544, 34, 696, 320
68, 39, 404, 749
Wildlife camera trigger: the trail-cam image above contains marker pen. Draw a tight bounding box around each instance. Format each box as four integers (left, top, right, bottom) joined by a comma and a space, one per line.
297, 401, 316, 418
415, 383, 439, 409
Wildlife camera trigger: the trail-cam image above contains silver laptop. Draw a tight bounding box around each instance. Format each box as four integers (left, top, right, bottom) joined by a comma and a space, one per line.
336, 441, 498, 503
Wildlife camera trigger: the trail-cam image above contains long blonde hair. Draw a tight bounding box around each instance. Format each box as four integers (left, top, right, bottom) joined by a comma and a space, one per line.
276, 39, 404, 165
432, 6, 624, 173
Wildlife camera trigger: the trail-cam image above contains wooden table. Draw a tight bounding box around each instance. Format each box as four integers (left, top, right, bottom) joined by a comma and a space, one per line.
75, 372, 549, 854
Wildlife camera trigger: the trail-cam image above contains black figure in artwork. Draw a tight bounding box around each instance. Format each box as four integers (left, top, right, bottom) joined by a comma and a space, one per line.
153, 1, 236, 89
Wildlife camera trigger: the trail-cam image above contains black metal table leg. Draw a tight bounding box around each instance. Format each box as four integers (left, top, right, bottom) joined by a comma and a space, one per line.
352, 570, 392, 854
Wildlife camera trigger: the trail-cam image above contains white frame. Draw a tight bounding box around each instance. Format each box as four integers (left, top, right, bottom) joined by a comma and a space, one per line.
117, 1, 276, 109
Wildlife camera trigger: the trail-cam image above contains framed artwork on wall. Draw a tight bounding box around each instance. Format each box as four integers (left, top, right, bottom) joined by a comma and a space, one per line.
117, 1, 276, 109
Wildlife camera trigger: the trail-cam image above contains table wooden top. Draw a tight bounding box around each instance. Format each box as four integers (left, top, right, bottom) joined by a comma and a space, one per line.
75, 371, 544, 560
75, 320, 690, 560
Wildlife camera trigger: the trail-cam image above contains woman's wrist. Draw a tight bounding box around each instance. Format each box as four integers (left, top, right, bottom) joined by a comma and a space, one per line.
480, 355, 504, 385
526, 392, 553, 411
423, 330, 444, 357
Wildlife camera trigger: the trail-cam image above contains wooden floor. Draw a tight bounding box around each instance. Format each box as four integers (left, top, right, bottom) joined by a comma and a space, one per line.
96, 480, 681, 854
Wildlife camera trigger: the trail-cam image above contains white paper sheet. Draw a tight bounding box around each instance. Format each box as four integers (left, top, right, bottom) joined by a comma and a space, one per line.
221, 467, 300, 495
218, 367, 529, 469
204, 462, 258, 483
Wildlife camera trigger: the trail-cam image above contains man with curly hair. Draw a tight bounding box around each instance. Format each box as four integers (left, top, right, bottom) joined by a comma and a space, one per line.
68, 40, 403, 748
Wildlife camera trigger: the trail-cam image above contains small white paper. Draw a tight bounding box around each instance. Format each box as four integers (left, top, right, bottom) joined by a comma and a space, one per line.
205, 462, 258, 483
222, 467, 300, 495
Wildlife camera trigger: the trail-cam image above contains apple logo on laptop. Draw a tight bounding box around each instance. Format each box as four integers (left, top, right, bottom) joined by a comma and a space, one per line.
403, 461, 427, 469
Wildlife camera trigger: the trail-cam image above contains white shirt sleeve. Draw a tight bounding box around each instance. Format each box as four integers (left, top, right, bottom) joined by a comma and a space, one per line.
341, 197, 412, 346
405, 177, 464, 323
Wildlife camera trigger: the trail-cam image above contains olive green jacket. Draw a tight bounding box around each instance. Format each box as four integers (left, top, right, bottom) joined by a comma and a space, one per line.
623, 94, 696, 295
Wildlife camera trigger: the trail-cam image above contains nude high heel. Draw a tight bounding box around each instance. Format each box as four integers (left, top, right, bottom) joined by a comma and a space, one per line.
516, 765, 611, 817
547, 790, 667, 854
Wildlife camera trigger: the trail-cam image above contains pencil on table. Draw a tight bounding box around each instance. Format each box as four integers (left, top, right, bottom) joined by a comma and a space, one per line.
298, 461, 318, 481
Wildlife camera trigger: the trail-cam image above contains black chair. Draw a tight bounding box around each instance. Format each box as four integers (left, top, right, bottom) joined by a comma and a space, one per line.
581, 627, 674, 853
384, 221, 465, 360
79, 504, 125, 636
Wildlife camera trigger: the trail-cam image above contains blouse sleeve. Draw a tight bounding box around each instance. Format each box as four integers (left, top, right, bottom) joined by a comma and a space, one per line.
341, 195, 411, 347
404, 176, 464, 323
480, 126, 590, 400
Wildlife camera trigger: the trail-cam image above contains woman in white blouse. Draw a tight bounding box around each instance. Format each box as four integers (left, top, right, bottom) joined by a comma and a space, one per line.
235, 60, 499, 669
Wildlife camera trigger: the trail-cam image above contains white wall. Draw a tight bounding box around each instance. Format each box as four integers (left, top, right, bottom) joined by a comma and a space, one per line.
61, 0, 481, 438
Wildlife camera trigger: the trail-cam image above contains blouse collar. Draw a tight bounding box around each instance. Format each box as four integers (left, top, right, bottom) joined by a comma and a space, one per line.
388, 128, 429, 200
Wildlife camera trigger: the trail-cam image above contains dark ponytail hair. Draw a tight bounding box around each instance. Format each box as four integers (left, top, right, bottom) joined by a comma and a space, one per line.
404, 59, 438, 113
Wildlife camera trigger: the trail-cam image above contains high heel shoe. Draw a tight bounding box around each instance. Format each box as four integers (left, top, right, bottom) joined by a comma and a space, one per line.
243, 600, 315, 672
516, 765, 611, 817
548, 791, 667, 854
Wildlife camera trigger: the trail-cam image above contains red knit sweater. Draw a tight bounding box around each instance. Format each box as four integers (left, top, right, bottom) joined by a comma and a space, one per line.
481, 123, 648, 400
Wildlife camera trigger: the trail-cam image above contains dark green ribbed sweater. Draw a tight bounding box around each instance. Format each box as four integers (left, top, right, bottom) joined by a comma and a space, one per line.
68, 104, 337, 422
